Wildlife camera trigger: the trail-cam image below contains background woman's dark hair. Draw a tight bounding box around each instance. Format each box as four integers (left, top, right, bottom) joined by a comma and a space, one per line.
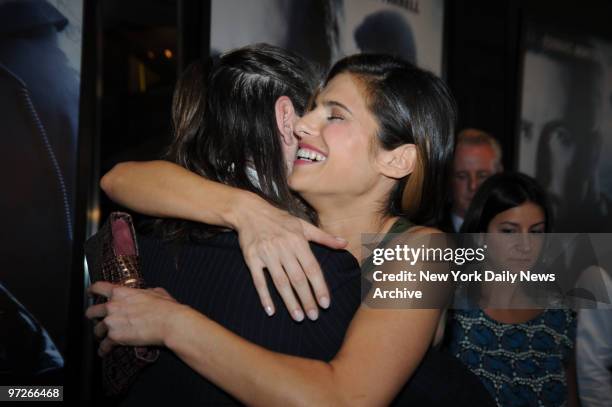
460, 172, 552, 233
325, 54, 457, 226
162, 43, 320, 242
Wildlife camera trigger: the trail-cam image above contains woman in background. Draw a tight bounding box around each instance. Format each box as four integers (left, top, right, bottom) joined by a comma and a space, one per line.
447, 172, 578, 407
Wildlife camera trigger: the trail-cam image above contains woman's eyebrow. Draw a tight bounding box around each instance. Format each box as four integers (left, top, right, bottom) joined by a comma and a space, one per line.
498, 221, 545, 227
322, 100, 353, 115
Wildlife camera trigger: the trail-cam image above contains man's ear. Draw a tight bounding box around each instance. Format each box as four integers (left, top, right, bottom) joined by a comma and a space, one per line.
275, 96, 297, 147
377, 144, 417, 179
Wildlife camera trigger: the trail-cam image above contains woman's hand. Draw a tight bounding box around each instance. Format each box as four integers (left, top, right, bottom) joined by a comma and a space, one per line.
228, 195, 347, 322
101, 160, 349, 321
85, 282, 188, 356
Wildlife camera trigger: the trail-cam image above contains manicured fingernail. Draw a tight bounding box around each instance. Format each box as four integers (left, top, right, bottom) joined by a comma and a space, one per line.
265, 306, 275, 316
307, 309, 319, 321
335, 237, 347, 243
319, 296, 330, 309
293, 309, 305, 322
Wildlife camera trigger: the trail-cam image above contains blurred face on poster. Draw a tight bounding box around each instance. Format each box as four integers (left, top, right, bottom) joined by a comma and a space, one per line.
520, 50, 605, 229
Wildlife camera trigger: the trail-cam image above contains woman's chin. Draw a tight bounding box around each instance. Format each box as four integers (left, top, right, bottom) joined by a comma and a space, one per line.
288, 163, 320, 188
287, 175, 305, 194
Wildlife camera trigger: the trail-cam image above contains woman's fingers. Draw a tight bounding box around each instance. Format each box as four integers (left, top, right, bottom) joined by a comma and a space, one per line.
264, 257, 304, 322
93, 320, 108, 339
301, 221, 347, 250
85, 303, 108, 320
88, 281, 131, 301
88, 281, 116, 299
244, 255, 276, 316
235, 205, 338, 318
86, 284, 179, 352
98, 337, 116, 357
151, 287, 172, 299
294, 239, 331, 310
279, 248, 319, 321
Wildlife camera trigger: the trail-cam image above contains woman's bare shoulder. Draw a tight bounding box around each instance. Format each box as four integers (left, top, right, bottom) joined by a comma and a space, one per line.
406, 225, 444, 236
386, 225, 449, 254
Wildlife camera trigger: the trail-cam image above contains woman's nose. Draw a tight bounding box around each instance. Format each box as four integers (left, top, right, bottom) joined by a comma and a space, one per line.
516, 233, 533, 253
294, 112, 319, 139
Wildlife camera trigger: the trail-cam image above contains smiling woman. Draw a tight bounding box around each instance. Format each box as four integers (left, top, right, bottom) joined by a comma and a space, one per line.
88, 52, 495, 406
289, 73, 384, 203
292, 55, 454, 229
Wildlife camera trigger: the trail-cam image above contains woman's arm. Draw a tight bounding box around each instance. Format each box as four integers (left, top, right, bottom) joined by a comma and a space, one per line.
169, 308, 439, 407
88, 282, 440, 407
101, 160, 348, 320
101, 160, 246, 228
87, 229, 448, 406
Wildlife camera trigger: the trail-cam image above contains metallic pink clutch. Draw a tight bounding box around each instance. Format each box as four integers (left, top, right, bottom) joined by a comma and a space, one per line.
85, 212, 159, 396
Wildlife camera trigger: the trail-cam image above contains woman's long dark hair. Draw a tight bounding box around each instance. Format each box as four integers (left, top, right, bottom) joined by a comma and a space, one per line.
460, 172, 552, 233
161, 44, 320, 242
324, 54, 457, 226
458, 173, 562, 308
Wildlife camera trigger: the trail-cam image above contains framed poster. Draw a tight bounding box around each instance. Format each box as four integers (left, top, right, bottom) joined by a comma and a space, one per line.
0, 0, 83, 384
210, 0, 445, 75
517, 23, 612, 232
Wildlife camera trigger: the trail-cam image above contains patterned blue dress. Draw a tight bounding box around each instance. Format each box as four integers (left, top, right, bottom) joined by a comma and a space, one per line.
446, 309, 576, 407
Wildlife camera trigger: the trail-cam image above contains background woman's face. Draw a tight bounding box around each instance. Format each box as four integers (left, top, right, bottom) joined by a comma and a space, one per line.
484, 201, 546, 272
288, 73, 381, 200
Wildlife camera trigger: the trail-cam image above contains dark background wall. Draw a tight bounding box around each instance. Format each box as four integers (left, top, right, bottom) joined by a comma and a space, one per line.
445, 0, 612, 170
89, 0, 612, 208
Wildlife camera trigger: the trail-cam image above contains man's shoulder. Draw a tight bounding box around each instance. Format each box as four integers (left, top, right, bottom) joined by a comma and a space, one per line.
137, 230, 241, 251
137, 234, 361, 291
309, 243, 361, 291
437, 209, 456, 233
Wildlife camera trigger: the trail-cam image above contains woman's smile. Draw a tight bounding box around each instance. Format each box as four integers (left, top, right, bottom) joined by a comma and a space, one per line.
294, 142, 327, 165
289, 73, 380, 198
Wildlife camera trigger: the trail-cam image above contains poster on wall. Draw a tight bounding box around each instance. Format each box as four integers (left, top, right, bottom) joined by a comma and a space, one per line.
0, 0, 82, 384
518, 23, 612, 232
210, 0, 444, 75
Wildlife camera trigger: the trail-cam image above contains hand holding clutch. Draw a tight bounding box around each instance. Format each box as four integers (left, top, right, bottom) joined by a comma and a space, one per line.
84, 212, 159, 396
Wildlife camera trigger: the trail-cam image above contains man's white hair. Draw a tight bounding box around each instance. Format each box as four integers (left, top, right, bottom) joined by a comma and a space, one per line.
456, 128, 503, 171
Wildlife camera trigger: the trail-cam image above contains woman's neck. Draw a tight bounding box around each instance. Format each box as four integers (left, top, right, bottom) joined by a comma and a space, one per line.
304, 179, 400, 262
316, 203, 397, 263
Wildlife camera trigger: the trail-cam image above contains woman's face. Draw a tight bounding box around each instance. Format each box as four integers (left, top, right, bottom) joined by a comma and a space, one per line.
484, 201, 546, 272
287, 73, 382, 199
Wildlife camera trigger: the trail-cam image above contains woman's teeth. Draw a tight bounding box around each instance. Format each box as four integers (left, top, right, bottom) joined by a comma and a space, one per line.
296, 148, 326, 162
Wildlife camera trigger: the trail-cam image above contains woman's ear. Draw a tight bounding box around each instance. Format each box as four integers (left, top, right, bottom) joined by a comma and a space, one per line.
275, 96, 297, 147
377, 144, 417, 179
